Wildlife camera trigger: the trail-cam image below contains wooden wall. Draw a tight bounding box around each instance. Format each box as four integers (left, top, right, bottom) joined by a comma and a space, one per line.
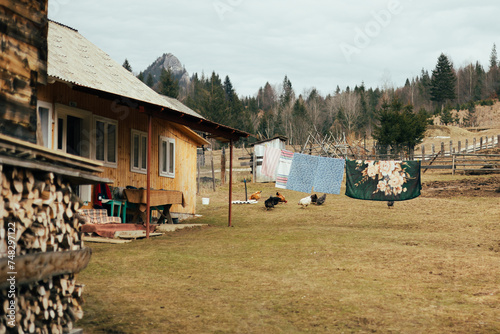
38, 82, 202, 215
0, 0, 48, 143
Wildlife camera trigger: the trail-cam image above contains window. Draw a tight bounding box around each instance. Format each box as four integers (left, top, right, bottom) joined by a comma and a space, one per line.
159, 136, 175, 178
131, 129, 148, 173
54, 104, 91, 158
37, 101, 52, 148
94, 116, 118, 167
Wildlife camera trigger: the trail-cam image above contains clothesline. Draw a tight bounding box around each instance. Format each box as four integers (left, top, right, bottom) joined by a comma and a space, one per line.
261, 148, 422, 201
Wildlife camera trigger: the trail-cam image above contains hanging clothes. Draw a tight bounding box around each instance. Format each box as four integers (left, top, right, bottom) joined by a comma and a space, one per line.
312, 157, 345, 195
93, 183, 112, 208
345, 160, 421, 201
261, 146, 282, 178
275, 149, 294, 189
286, 153, 319, 193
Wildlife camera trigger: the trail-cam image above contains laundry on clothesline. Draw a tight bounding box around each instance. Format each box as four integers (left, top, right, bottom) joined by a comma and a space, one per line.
345, 160, 421, 201
275, 149, 294, 189
286, 153, 319, 193
261, 146, 282, 178
312, 157, 345, 195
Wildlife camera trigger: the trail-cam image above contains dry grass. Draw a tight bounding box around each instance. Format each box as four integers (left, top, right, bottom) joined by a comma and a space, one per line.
77, 172, 500, 333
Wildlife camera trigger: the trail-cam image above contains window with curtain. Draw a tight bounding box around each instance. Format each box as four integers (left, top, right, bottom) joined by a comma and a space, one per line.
94, 116, 118, 167
159, 136, 175, 178
131, 129, 148, 173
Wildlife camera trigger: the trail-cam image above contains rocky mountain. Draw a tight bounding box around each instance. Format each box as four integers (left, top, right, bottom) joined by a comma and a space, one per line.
141, 53, 190, 91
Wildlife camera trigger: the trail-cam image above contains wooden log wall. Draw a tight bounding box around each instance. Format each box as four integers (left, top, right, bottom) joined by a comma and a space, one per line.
0, 165, 90, 333
0, 0, 48, 143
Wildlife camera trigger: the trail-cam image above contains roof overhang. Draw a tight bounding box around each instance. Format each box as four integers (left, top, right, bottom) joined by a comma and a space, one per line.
69, 83, 251, 143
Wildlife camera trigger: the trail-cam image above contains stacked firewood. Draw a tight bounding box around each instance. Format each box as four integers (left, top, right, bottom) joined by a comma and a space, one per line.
0, 166, 88, 333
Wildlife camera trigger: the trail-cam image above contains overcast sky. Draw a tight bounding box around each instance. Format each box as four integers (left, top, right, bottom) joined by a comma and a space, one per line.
48, 0, 499, 97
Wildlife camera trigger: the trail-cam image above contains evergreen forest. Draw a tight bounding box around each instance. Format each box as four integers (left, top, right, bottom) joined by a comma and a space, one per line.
127, 44, 500, 146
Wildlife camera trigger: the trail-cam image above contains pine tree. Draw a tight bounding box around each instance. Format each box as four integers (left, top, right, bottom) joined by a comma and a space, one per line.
490, 43, 498, 70
159, 68, 179, 98
122, 59, 132, 72
146, 73, 154, 88
137, 71, 144, 82
430, 54, 457, 107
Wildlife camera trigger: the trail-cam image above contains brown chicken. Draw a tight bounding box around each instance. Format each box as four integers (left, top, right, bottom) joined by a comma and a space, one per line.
275, 192, 287, 203
249, 191, 262, 200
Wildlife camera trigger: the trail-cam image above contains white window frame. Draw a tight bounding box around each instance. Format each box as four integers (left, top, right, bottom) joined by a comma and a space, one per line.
131, 129, 148, 174
93, 116, 118, 168
54, 104, 92, 158
159, 136, 175, 178
37, 100, 53, 149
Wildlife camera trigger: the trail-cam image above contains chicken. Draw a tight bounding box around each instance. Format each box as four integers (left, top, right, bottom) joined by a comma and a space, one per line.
249, 191, 262, 200
316, 194, 326, 205
264, 196, 280, 210
387, 200, 394, 208
310, 194, 318, 203
298, 195, 312, 208
275, 192, 287, 203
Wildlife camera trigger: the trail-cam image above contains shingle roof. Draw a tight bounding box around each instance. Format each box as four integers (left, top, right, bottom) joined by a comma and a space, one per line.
47, 20, 204, 119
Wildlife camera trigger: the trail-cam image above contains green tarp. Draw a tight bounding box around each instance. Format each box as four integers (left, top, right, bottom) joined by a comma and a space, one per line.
345, 160, 421, 201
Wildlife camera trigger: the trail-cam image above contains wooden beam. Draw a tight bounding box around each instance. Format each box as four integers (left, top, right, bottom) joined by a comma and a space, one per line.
0, 248, 91, 289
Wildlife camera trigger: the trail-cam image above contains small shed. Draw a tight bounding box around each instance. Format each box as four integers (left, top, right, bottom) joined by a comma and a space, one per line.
252, 136, 287, 182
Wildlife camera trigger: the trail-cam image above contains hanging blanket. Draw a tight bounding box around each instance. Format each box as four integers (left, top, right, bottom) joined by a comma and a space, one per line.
275, 150, 294, 189
261, 146, 282, 178
286, 153, 319, 193
345, 160, 421, 201
312, 157, 345, 195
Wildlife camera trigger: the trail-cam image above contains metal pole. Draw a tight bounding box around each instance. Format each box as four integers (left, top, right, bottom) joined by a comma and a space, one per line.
228, 140, 233, 227
146, 114, 152, 239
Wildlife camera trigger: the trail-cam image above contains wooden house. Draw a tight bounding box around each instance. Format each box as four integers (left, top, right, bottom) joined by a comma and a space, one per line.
36, 20, 250, 218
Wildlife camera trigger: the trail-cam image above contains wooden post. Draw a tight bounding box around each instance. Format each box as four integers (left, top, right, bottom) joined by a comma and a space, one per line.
228, 140, 233, 227
458, 141, 461, 153
441, 142, 445, 157
211, 147, 216, 192
421, 145, 425, 161
146, 114, 152, 239
252, 151, 257, 183
473, 138, 476, 152
480, 137, 483, 150
431, 143, 435, 157
449, 141, 453, 155
465, 139, 468, 153
197, 158, 200, 195
221, 147, 226, 185
452, 154, 456, 175
497, 135, 500, 147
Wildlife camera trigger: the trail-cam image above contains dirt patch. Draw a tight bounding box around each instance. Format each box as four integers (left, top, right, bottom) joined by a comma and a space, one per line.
422, 176, 500, 198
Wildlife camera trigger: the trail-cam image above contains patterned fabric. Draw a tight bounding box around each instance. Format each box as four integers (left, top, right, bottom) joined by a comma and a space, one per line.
286, 153, 319, 193
312, 157, 345, 195
261, 146, 282, 178
275, 150, 294, 189
78, 209, 122, 224
345, 160, 421, 201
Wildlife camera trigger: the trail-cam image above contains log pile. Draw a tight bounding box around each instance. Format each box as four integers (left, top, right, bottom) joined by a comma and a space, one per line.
0, 165, 90, 333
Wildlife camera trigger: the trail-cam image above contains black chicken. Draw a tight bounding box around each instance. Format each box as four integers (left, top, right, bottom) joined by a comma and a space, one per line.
310, 194, 318, 203
387, 200, 394, 208
316, 194, 327, 205
265, 196, 280, 210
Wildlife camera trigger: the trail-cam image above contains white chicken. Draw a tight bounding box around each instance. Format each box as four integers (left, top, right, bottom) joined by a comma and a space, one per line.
298, 195, 312, 208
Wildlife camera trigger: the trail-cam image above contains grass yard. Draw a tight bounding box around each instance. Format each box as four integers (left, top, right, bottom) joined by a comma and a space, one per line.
78, 173, 500, 333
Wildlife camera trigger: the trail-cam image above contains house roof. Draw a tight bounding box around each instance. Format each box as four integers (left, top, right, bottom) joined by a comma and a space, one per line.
47, 20, 251, 143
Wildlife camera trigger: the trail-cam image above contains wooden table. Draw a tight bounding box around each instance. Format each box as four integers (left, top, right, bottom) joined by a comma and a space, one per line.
123, 189, 185, 224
